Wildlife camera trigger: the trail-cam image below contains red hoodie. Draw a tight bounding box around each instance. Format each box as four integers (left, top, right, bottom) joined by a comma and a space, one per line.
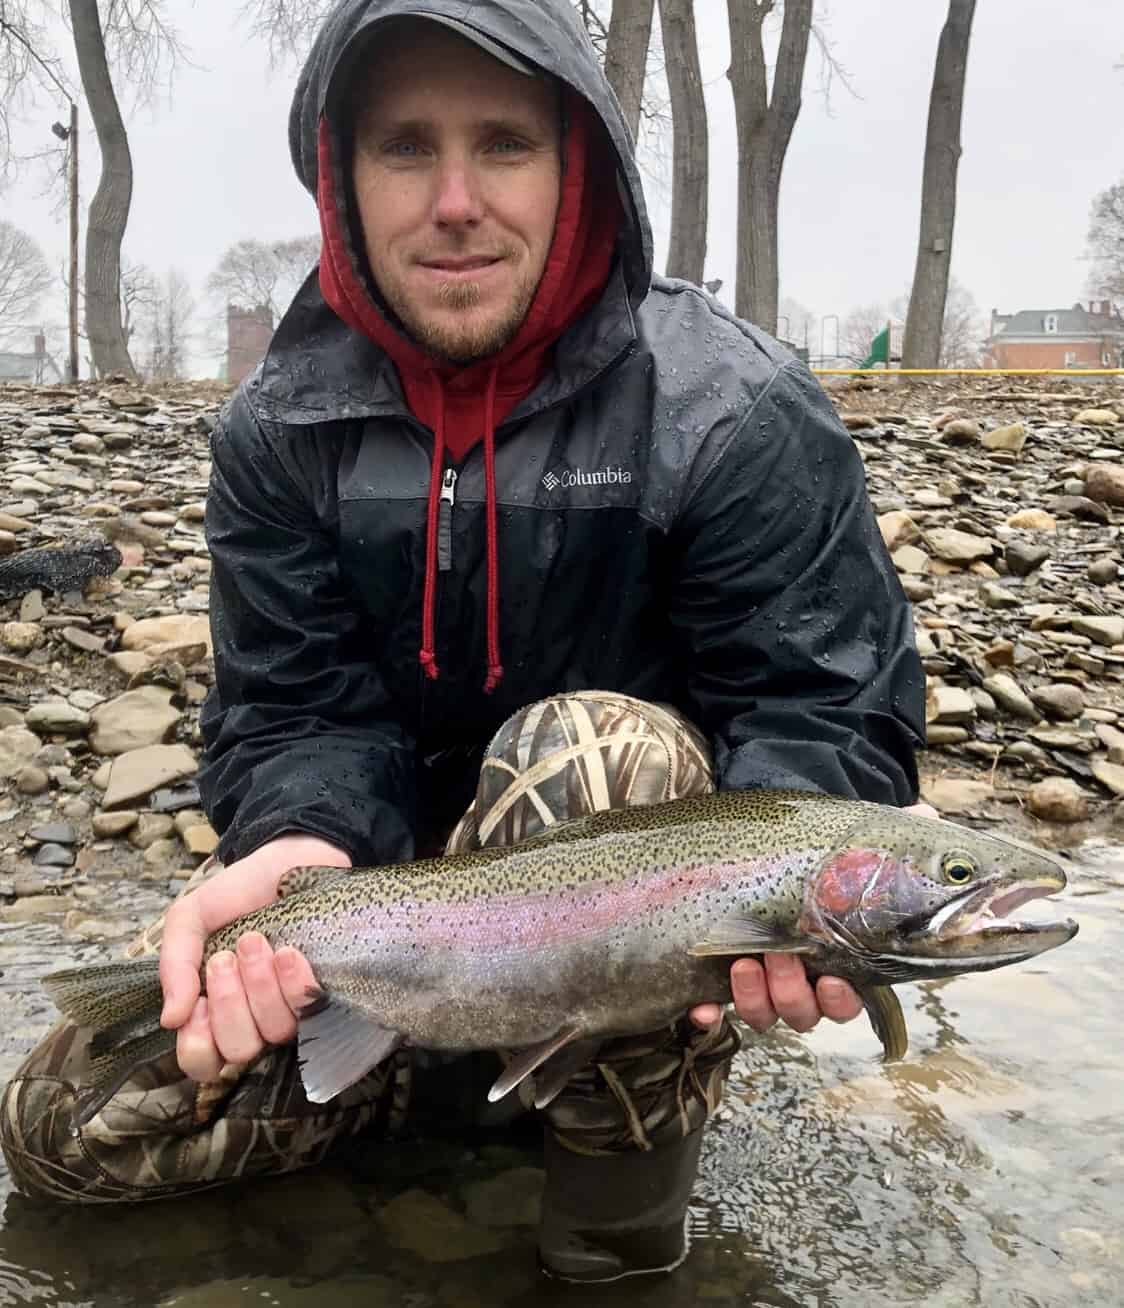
316, 88, 622, 693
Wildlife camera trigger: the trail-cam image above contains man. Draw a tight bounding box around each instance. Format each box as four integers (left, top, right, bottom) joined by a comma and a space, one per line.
0, 0, 928, 1283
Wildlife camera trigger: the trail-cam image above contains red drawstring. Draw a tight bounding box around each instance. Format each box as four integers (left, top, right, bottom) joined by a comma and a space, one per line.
417, 365, 504, 693
482, 365, 503, 694
419, 373, 445, 682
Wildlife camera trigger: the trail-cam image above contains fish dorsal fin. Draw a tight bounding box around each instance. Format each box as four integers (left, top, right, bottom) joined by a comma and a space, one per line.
487, 1025, 583, 1105
296, 989, 403, 1104
688, 913, 817, 958
278, 865, 352, 900
858, 983, 909, 1062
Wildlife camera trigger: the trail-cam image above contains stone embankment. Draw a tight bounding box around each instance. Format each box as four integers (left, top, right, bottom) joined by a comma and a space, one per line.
0, 374, 1121, 944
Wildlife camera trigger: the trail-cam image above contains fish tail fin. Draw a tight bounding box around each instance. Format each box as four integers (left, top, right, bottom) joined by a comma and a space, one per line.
43, 959, 173, 1124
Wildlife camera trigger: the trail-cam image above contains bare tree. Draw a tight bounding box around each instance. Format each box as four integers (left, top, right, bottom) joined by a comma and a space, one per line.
206, 235, 319, 320
657, 0, 706, 283
777, 294, 817, 352
902, 0, 976, 369
601, 0, 655, 143
138, 266, 194, 380
843, 277, 981, 367
1085, 179, 1124, 302
238, 0, 328, 67
841, 303, 891, 363
0, 218, 52, 344
727, 0, 814, 334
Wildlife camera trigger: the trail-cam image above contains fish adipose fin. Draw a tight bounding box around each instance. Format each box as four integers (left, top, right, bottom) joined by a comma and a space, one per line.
487, 1025, 591, 1106
296, 990, 403, 1104
687, 914, 817, 958
858, 984, 909, 1061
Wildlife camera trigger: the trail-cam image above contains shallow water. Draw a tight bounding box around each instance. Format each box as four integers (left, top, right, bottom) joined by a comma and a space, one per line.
0, 844, 1119, 1308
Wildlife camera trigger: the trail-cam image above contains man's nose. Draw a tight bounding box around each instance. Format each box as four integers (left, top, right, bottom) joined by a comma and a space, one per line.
432, 157, 485, 227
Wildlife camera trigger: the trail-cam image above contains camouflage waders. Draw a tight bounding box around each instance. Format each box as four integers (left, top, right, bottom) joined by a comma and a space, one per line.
0, 692, 738, 1204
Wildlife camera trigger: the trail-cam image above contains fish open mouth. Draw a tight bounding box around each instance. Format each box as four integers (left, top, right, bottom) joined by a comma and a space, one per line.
907, 874, 1078, 961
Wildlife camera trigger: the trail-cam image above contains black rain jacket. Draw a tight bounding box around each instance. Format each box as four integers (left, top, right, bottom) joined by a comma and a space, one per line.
198, 0, 926, 866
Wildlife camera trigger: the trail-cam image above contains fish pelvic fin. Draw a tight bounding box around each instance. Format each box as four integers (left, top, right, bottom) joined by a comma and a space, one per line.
77, 1026, 178, 1126
858, 984, 909, 1062
688, 914, 817, 958
296, 989, 403, 1104
487, 1026, 590, 1106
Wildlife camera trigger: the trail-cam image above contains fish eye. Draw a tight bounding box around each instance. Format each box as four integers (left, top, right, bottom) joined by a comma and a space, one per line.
941, 853, 977, 885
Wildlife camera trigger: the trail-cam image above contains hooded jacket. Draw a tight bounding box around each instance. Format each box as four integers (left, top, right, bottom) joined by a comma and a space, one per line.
198, 0, 926, 867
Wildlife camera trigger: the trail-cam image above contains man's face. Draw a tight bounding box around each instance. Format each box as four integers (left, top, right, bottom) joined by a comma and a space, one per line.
351, 26, 562, 365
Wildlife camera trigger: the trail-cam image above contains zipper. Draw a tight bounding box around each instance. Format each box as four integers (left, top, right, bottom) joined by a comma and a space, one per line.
438, 467, 457, 572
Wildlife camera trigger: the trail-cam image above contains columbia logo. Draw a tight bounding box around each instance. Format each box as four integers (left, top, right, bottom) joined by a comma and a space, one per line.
542, 465, 633, 491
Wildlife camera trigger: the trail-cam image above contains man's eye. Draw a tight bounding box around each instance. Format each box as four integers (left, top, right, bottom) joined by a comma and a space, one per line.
386, 141, 422, 158
492, 139, 527, 155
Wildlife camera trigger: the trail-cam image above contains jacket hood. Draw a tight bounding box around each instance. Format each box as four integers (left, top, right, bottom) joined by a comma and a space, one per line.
288, 0, 653, 307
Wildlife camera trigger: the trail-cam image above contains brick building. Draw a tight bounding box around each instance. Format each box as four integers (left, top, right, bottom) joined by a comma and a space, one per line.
986, 301, 1124, 369
226, 305, 274, 385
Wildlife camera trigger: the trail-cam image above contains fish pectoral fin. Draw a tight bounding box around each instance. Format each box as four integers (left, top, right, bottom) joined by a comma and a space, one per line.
687, 914, 817, 958
858, 983, 909, 1062
487, 1025, 584, 1105
296, 989, 403, 1105
277, 865, 353, 900
530, 1038, 602, 1110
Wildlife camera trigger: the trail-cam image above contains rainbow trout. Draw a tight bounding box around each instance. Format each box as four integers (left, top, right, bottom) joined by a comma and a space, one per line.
44, 790, 1077, 1125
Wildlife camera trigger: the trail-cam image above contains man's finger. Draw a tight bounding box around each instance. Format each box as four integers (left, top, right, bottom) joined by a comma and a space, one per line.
689, 1002, 724, 1030
159, 901, 207, 1029
237, 933, 298, 1045
205, 951, 265, 1066
274, 946, 320, 1016
816, 976, 865, 1023
763, 954, 820, 1033
730, 958, 778, 1033
176, 997, 224, 1083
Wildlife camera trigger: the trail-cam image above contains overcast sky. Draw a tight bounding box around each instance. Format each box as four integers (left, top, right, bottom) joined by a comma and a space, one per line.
2, 0, 1122, 373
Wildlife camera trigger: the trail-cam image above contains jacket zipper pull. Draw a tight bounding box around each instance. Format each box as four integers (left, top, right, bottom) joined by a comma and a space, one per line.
438, 467, 457, 572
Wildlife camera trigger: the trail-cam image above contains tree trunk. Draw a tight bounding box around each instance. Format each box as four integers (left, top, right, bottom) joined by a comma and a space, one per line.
727, 0, 812, 333
69, 0, 137, 378
659, 0, 708, 284
604, 0, 655, 145
902, 0, 976, 369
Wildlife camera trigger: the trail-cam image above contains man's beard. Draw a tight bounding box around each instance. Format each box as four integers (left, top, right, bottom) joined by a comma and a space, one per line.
384, 262, 539, 366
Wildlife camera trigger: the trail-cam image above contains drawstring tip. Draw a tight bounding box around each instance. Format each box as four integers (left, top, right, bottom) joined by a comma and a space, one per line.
483, 664, 504, 694
419, 650, 439, 681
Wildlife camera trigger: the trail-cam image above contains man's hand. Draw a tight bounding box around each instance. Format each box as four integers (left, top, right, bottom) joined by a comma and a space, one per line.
159, 834, 352, 1082
689, 800, 940, 1033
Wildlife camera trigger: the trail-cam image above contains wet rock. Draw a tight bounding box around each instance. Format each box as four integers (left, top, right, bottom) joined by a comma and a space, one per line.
15, 765, 49, 795
923, 528, 994, 564
27, 821, 77, 844
1083, 462, 1124, 507
181, 823, 219, 857
921, 778, 998, 815
1073, 408, 1119, 426
841, 413, 877, 430
1048, 494, 1110, 523
1070, 616, 1124, 647
1004, 541, 1051, 577
1029, 684, 1085, 721
378, 1188, 506, 1262
92, 810, 140, 838
1004, 508, 1056, 531
0, 894, 78, 923
900, 576, 933, 601
89, 686, 182, 755
142, 837, 180, 867
926, 725, 971, 745
1, 621, 42, 653
939, 418, 980, 444
24, 700, 91, 736
61, 625, 106, 654
981, 422, 1027, 454
982, 673, 1039, 720
63, 911, 136, 941
1087, 557, 1119, 585
1094, 723, 1124, 764
18, 589, 44, 621
120, 613, 212, 656
926, 685, 975, 725
33, 842, 75, 868
463, 1168, 545, 1228
892, 544, 929, 574
1026, 777, 1089, 822
0, 725, 41, 779
129, 813, 177, 849
1091, 759, 1124, 796
878, 510, 920, 551
980, 581, 1021, 608
102, 743, 198, 808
